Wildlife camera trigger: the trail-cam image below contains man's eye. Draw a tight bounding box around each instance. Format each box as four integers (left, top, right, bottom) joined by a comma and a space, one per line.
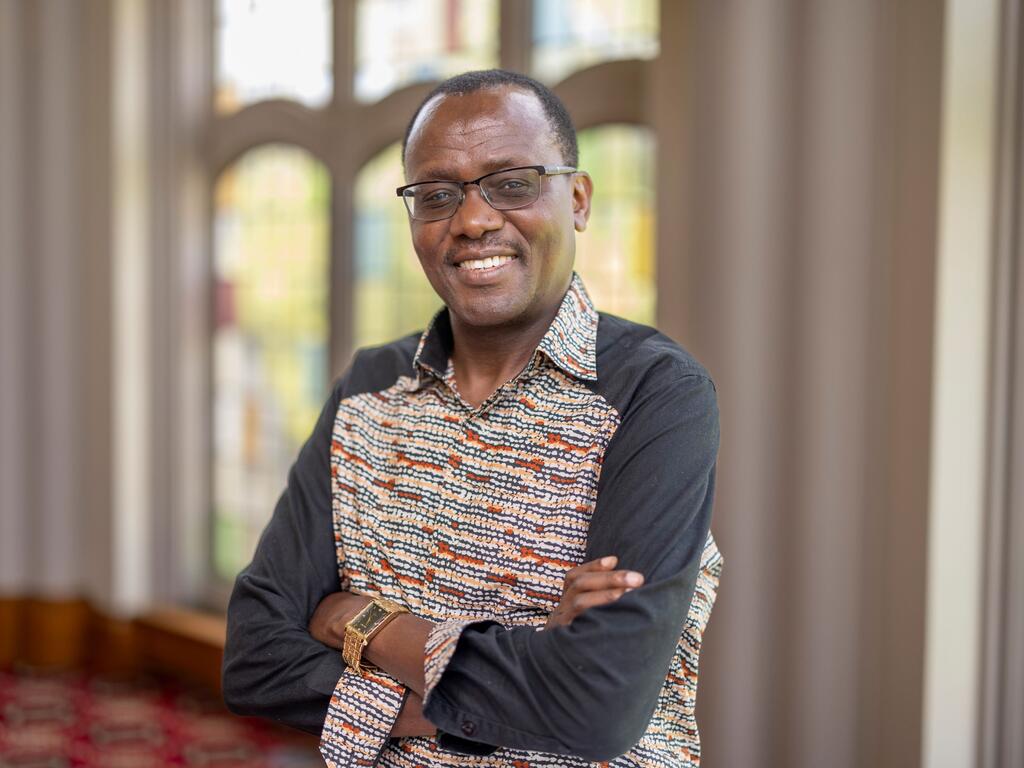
494, 178, 534, 195
419, 188, 455, 207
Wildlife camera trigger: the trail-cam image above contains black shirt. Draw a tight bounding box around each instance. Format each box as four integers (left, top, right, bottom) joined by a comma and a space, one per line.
223, 275, 722, 766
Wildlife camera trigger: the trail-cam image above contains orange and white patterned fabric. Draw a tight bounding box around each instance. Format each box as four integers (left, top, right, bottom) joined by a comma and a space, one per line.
317, 275, 722, 767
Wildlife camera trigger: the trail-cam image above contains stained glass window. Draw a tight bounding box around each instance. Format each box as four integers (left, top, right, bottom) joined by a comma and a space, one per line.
353, 143, 440, 349
205, 1, 659, 593
212, 145, 330, 581
216, 0, 332, 113
355, 0, 499, 102
574, 124, 655, 324
533, 0, 659, 84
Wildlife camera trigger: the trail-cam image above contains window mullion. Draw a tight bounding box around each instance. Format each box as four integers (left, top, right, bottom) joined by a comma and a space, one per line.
500, 0, 533, 74
329, 0, 359, 377
332, 0, 356, 105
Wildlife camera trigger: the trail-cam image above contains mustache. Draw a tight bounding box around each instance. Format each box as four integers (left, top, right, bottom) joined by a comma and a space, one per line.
445, 237, 524, 263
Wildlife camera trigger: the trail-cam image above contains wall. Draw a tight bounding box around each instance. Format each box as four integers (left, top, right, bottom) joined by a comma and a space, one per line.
0, 1, 1009, 766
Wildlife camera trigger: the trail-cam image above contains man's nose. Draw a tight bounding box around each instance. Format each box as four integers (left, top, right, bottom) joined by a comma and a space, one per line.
448, 185, 503, 239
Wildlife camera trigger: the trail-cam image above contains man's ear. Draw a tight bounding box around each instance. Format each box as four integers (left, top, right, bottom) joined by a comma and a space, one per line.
571, 172, 593, 232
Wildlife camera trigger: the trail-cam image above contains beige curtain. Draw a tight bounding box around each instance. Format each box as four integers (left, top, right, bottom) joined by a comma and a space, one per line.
659, 3, 945, 766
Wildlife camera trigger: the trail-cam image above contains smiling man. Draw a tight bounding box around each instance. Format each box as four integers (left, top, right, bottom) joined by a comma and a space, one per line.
222, 70, 723, 767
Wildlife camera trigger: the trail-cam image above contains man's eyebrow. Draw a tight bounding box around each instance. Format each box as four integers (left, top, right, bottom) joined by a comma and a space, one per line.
411, 166, 461, 182
413, 158, 531, 182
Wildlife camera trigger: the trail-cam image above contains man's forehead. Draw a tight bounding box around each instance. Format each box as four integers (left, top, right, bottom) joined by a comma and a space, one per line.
404, 87, 554, 171
410, 86, 541, 136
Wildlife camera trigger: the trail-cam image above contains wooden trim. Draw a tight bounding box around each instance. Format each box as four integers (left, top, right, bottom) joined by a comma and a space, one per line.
86, 610, 139, 678
0, 598, 22, 668
23, 599, 92, 669
0, 597, 226, 696
134, 606, 226, 694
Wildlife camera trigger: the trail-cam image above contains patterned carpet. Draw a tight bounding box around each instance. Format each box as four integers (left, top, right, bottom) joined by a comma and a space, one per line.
0, 667, 322, 767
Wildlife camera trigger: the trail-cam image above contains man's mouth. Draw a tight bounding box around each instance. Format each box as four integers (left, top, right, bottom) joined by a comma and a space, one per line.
456, 254, 517, 271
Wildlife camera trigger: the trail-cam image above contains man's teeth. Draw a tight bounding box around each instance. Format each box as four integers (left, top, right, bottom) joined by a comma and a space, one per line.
458, 255, 515, 270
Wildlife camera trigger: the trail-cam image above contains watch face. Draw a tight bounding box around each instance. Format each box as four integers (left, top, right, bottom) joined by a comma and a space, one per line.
350, 601, 391, 635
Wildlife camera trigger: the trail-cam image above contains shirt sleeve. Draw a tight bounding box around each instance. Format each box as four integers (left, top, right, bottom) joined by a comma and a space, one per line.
320, 668, 407, 767
420, 371, 720, 762
222, 366, 409, 757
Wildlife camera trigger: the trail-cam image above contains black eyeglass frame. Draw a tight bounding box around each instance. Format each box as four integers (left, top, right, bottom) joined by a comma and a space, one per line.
395, 165, 578, 221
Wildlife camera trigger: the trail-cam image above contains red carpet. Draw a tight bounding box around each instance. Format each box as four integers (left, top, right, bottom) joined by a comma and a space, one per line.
0, 667, 322, 767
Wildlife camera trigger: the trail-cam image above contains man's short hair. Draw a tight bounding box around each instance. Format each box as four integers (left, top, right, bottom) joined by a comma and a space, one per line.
401, 69, 579, 169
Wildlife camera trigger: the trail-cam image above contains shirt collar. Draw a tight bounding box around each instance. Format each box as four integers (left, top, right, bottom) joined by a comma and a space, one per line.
412, 272, 599, 384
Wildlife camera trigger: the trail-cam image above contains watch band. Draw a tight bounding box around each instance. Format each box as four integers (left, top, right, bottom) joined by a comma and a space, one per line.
342, 596, 409, 675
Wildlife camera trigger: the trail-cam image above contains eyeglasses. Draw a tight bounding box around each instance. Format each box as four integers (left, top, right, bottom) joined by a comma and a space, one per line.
395, 165, 577, 222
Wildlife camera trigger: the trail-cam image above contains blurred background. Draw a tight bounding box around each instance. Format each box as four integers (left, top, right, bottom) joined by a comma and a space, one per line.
1, 0, 1021, 766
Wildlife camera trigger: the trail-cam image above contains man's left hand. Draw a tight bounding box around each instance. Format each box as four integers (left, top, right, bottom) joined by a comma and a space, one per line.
545, 555, 643, 629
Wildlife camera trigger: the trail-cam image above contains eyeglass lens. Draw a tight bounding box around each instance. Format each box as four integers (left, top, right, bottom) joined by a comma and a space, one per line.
403, 167, 542, 221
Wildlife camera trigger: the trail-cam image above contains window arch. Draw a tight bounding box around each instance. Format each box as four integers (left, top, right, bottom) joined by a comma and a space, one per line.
196, 0, 666, 600
211, 144, 331, 581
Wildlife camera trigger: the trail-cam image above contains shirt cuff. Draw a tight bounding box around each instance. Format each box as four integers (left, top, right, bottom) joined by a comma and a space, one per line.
423, 617, 474, 703
319, 666, 406, 767
422, 617, 502, 757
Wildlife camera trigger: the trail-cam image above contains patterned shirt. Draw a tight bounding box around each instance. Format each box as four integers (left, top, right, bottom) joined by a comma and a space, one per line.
223, 274, 722, 767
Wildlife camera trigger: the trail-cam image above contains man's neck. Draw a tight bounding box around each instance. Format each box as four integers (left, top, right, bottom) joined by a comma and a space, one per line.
448, 308, 557, 409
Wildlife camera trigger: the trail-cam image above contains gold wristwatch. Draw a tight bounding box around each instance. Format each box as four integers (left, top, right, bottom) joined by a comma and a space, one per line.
342, 596, 409, 675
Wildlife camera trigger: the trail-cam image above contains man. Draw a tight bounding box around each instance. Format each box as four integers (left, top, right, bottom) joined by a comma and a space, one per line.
223, 69, 722, 767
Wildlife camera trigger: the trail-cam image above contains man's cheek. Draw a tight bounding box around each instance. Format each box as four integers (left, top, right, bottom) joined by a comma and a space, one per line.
412, 229, 448, 268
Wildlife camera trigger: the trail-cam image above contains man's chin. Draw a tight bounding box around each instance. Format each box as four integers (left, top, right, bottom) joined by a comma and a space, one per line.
447, 294, 531, 331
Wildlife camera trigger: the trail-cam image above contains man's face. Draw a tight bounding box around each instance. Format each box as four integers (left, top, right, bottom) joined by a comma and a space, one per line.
403, 86, 592, 331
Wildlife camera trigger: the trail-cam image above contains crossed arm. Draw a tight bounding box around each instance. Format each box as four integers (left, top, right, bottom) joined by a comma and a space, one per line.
223, 367, 718, 760
306, 555, 646, 737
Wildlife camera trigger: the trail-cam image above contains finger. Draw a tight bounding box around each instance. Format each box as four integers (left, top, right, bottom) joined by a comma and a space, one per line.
569, 588, 630, 615
565, 569, 644, 596
563, 555, 619, 586
570, 555, 618, 575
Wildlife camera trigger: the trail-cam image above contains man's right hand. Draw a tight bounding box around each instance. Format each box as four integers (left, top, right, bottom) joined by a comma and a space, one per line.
544, 556, 644, 629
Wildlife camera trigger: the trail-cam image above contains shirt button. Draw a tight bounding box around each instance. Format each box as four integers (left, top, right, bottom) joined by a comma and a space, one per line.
460, 720, 476, 736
